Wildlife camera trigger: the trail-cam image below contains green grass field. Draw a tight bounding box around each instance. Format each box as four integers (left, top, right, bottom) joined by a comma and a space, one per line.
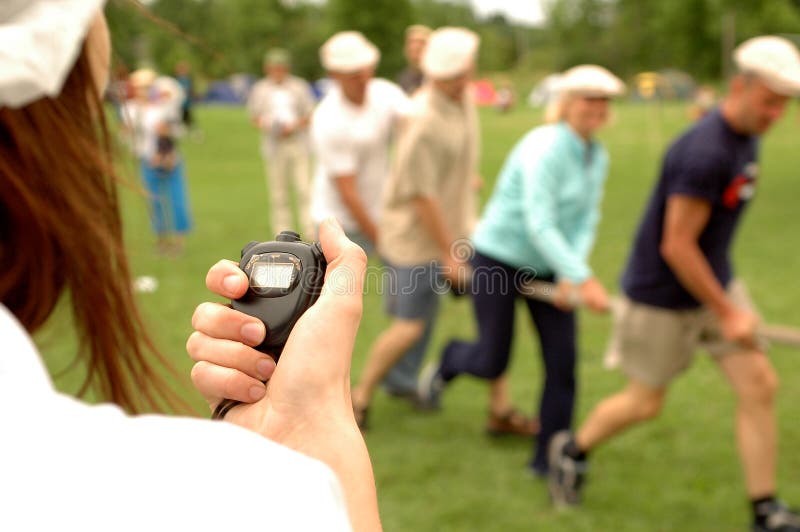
38, 101, 799, 531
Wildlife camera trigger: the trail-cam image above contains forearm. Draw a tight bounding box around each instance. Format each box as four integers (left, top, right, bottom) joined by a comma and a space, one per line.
281, 420, 381, 532
661, 238, 732, 316
528, 223, 591, 282
335, 179, 377, 241
413, 196, 454, 257
229, 409, 381, 532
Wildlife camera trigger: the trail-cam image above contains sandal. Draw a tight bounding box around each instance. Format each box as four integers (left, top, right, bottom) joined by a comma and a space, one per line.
485, 409, 540, 438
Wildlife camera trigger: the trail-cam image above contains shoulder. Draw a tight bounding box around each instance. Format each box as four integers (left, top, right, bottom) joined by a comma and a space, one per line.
371, 78, 409, 108
669, 113, 730, 160
289, 75, 313, 91
514, 124, 563, 163
0, 304, 52, 390
370, 77, 404, 96
250, 79, 271, 93
666, 127, 729, 173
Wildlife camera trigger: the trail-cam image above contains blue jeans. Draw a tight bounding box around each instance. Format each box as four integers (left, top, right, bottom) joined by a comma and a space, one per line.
140, 159, 192, 235
439, 251, 577, 473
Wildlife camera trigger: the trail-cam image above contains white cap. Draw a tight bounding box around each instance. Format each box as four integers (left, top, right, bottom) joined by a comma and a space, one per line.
320, 31, 380, 73
421, 27, 480, 80
557, 65, 626, 97
734, 35, 800, 96
0, 0, 106, 108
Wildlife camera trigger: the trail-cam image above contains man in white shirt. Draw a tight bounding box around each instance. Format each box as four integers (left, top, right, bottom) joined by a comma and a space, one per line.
310, 31, 409, 253
247, 48, 316, 237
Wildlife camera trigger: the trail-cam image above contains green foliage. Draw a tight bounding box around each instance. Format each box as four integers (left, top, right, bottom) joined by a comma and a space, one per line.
327, 0, 413, 77
546, 0, 800, 79
105, 0, 539, 83
105, 0, 800, 87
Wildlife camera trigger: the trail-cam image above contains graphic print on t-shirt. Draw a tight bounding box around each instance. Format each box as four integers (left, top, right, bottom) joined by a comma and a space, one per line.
722, 161, 758, 210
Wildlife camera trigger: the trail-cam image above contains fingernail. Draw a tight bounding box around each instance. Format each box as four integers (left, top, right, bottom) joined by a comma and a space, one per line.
241, 322, 265, 345
256, 358, 274, 380
249, 385, 266, 401
223, 275, 240, 294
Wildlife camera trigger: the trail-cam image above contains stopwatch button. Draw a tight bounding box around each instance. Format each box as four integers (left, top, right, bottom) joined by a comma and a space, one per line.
276, 231, 301, 242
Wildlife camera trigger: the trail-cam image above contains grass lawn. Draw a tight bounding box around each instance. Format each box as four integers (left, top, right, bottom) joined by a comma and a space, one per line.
37, 100, 799, 531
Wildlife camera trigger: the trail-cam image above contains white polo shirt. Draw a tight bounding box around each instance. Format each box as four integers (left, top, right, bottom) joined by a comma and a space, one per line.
0, 304, 352, 532
310, 78, 409, 233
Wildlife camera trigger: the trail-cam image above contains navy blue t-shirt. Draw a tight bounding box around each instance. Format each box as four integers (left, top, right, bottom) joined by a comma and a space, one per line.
621, 110, 758, 309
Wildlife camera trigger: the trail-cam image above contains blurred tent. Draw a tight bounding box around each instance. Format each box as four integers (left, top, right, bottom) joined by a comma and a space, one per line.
474, 79, 497, 106
632, 70, 697, 101
527, 74, 563, 108
202, 74, 255, 104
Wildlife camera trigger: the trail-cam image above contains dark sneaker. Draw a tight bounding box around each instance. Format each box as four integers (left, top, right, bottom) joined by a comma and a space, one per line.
416, 363, 445, 411
753, 500, 800, 532
547, 430, 587, 508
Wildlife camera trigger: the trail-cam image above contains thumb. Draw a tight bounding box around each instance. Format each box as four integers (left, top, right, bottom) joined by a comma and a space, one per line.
317, 217, 368, 308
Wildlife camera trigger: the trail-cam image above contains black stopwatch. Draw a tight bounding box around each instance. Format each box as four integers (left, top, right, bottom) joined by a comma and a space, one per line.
212, 231, 327, 420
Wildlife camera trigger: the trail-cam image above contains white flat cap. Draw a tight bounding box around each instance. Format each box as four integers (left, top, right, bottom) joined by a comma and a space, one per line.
0, 0, 106, 108
320, 31, 380, 73
421, 27, 480, 80
734, 35, 800, 96
558, 65, 626, 97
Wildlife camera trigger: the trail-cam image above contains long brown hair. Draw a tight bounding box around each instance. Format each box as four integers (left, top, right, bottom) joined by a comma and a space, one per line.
0, 42, 185, 414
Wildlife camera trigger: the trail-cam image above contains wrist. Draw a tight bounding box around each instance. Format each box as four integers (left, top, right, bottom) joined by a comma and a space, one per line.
713, 299, 737, 319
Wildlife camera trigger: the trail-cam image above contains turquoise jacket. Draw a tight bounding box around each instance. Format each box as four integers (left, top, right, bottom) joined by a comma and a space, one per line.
473, 122, 609, 283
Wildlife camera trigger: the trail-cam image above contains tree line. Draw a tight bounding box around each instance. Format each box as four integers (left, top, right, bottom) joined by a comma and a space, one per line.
106, 0, 800, 84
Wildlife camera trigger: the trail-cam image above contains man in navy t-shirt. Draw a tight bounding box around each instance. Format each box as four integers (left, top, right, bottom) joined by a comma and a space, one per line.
621, 109, 758, 309
548, 36, 800, 531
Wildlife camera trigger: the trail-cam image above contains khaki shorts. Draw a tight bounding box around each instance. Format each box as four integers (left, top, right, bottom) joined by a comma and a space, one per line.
610, 280, 763, 389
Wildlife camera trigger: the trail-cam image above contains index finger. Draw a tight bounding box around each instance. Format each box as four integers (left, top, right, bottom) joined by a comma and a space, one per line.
206, 259, 249, 299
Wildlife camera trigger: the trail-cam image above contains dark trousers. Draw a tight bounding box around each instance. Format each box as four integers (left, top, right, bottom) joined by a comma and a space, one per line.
440, 251, 577, 473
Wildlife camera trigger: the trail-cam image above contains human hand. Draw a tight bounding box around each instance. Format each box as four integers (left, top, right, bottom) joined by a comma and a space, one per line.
187, 261, 274, 407
189, 219, 379, 531
579, 277, 610, 313
552, 279, 577, 311
442, 255, 472, 294
188, 218, 367, 435
719, 305, 759, 350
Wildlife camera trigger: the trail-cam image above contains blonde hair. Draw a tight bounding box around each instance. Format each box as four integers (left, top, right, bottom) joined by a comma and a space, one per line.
544, 92, 616, 128
544, 92, 576, 123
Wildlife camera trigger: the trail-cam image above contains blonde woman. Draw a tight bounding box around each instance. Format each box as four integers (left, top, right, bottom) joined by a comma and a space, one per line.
419, 65, 625, 476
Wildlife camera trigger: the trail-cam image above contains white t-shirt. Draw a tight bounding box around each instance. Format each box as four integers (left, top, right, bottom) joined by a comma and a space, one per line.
269, 87, 299, 128
121, 101, 171, 161
0, 304, 352, 532
310, 78, 409, 232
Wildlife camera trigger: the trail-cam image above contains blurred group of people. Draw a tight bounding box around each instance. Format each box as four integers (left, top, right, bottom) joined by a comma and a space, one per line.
228, 23, 800, 532
4, 0, 800, 530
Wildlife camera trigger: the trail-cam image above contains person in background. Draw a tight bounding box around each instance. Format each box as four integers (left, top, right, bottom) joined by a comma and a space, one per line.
495, 78, 516, 113
173, 60, 197, 136
0, 2, 379, 530
123, 69, 193, 256
419, 65, 626, 477
548, 37, 800, 532
350, 27, 486, 428
310, 31, 409, 253
690, 85, 717, 121
396, 24, 431, 95
247, 48, 316, 238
